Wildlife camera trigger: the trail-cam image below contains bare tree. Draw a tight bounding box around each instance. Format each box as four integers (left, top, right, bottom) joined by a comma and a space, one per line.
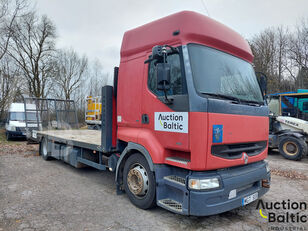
0, 0, 28, 61
53, 48, 88, 100
288, 19, 308, 88
0, 55, 21, 121
275, 26, 289, 87
250, 26, 291, 93
70, 59, 109, 123
250, 29, 278, 92
87, 59, 109, 96
8, 12, 56, 98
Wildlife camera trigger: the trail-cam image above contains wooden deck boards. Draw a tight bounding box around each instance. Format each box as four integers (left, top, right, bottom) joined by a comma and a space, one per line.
38, 129, 101, 146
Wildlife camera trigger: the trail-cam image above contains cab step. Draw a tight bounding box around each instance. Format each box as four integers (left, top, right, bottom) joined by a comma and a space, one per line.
158, 199, 183, 213
165, 157, 190, 165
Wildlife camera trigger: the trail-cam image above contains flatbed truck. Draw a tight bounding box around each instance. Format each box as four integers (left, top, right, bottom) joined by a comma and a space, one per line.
27, 11, 271, 216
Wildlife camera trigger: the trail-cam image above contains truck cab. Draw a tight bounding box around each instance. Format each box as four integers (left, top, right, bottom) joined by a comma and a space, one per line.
32, 11, 270, 216
5, 103, 37, 140
115, 11, 270, 215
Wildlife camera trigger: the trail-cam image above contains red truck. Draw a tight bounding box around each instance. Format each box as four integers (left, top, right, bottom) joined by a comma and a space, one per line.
26, 11, 271, 216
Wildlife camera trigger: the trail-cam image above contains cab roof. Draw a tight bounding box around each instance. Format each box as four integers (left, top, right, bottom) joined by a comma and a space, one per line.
121, 11, 253, 63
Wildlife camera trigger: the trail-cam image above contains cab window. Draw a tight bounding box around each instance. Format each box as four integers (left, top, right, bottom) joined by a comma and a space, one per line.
148, 53, 186, 96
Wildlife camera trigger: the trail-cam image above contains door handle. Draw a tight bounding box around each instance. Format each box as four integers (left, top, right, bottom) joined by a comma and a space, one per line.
142, 114, 149, 124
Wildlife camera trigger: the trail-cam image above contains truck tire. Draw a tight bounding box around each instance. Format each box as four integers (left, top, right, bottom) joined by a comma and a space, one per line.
40, 138, 51, 161
278, 136, 307, 160
94, 125, 100, 130
123, 153, 156, 209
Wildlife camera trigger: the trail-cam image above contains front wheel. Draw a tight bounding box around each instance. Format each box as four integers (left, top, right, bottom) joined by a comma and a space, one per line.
123, 153, 156, 209
278, 136, 307, 160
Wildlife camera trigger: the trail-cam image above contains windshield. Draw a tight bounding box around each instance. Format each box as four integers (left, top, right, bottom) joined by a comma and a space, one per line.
188, 44, 263, 103
10, 112, 38, 121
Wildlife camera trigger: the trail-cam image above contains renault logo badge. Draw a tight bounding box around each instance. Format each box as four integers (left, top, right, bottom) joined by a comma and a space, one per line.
243, 152, 248, 164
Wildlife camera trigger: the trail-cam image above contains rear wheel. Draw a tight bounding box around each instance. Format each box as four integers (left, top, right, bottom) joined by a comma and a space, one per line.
94, 125, 100, 130
278, 136, 307, 160
40, 138, 51, 160
123, 153, 156, 209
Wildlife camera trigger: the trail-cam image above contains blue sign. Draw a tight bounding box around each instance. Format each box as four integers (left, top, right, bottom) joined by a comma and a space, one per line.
213, 125, 223, 143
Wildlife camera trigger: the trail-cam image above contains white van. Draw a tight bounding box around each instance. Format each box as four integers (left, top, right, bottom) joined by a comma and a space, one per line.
5, 103, 38, 140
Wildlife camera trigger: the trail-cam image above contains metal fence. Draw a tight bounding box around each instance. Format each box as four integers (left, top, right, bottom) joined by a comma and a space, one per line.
23, 97, 79, 140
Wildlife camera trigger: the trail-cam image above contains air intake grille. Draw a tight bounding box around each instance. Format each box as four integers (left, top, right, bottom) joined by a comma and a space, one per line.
164, 175, 186, 185
211, 141, 267, 159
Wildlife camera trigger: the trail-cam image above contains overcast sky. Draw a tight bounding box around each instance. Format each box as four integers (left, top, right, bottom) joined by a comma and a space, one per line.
35, 0, 308, 74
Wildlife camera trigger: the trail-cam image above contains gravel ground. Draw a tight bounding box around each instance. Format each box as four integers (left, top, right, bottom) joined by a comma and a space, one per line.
0, 142, 308, 231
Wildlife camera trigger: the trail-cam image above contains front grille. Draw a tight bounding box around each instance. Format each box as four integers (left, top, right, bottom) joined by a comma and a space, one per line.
211, 141, 267, 159
16, 127, 26, 132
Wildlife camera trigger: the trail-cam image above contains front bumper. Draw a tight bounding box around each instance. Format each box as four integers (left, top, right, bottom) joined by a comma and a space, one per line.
6, 130, 26, 138
189, 161, 270, 216
155, 160, 270, 216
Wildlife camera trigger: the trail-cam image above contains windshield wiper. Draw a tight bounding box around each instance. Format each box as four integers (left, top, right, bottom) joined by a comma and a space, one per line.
200, 92, 241, 104
200, 92, 263, 106
240, 99, 264, 106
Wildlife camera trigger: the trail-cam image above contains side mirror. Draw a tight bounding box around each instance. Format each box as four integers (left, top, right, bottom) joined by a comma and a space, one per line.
256, 72, 267, 97
155, 63, 171, 91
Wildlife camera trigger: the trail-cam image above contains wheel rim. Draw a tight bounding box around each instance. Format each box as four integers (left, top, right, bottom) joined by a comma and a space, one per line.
127, 164, 149, 198
282, 141, 298, 156
42, 140, 48, 157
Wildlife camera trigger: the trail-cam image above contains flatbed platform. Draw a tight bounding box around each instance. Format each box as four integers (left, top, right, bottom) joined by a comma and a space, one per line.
38, 129, 102, 151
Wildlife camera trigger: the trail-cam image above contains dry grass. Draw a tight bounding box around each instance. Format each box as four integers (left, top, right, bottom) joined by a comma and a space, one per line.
0, 128, 24, 145
0, 129, 38, 156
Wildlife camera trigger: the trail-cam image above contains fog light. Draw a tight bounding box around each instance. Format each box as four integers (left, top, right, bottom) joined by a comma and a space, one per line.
189, 178, 220, 190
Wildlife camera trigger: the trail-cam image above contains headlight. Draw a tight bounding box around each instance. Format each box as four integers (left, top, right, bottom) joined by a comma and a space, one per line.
265, 161, 270, 173
188, 177, 220, 190
9, 125, 16, 131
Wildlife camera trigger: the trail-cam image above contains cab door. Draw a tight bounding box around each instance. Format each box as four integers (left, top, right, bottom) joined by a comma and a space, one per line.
140, 48, 190, 153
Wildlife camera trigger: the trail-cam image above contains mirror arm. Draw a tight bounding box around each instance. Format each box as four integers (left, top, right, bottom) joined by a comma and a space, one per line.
162, 82, 173, 105
164, 45, 179, 54
144, 57, 153, 64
